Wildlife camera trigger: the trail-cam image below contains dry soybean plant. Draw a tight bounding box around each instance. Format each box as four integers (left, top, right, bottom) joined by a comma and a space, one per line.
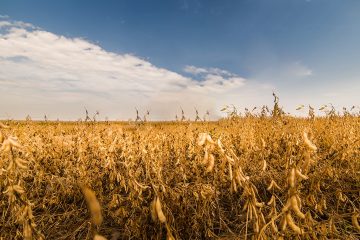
0, 111, 359, 239
0, 123, 43, 239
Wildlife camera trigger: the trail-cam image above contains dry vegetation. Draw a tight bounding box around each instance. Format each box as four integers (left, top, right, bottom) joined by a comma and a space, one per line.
0, 105, 359, 239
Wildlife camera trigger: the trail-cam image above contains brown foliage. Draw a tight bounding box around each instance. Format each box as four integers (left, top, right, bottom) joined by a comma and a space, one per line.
0, 116, 359, 239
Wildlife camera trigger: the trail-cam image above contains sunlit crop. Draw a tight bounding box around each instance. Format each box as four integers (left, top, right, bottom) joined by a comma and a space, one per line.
0, 100, 359, 239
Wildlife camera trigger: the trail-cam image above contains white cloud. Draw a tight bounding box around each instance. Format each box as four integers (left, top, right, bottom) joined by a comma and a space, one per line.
0, 20, 251, 120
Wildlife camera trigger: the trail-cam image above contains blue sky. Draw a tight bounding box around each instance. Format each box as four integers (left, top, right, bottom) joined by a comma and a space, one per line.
0, 0, 359, 120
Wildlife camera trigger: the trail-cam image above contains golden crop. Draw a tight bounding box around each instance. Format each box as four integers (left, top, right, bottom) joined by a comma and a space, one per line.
0, 115, 359, 239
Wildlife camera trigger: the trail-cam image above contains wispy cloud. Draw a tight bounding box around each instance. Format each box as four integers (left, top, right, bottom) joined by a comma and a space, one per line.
0, 20, 35, 29
180, 0, 202, 12
287, 61, 313, 77
184, 65, 237, 77
184, 65, 245, 92
183, 65, 208, 75
0, 19, 250, 120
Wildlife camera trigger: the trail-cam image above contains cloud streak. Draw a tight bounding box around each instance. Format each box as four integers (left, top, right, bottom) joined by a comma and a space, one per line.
184, 65, 245, 92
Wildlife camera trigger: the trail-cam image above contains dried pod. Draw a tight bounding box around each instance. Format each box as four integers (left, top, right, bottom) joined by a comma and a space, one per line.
0, 140, 12, 152
27, 206, 34, 220
226, 155, 235, 164
228, 163, 233, 180
19, 206, 29, 222
12, 185, 25, 194
352, 212, 360, 232
0, 122, 9, 129
305, 211, 315, 225
288, 168, 296, 188
280, 216, 287, 231
248, 204, 253, 220
337, 191, 347, 202
252, 204, 259, 220
80, 185, 103, 226
286, 213, 303, 234
236, 167, 248, 183
231, 179, 237, 192
290, 196, 305, 219
8, 136, 22, 149
206, 134, 215, 144
261, 159, 267, 172
217, 139, 225, 153
303, 131, 317, 151
282, 198, 291, 213
270, 218, 278, 233
94, 235, 107, 240
302, 151, 312, 173
295, 194, 302, 207
255, 201, 265, 208
202, 150, 209, 165
267, 195, 276, 206
155, 197, 167, 223
321, 198, 327, 210
329, 217, 339, 234
254, 221, 259, 233
166, 223, 175, 240
197, 133, 207, 146
295, 169, 308, 181
267, 180, 281, 191
261, 138, 266, 148
242, 200, 249, 212
167, 233, 176, 240
206, 154, 215, 172
6, 159, 14, 171
260, 212, 266, 225
150, 197, 158, 222
3, 186, 14, 195
15, 158, 28, 169
23, 222, 32, 240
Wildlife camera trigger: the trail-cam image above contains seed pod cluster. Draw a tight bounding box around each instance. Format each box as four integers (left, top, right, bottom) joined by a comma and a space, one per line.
1, 136, 22, 152
198, 133, 217, 173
